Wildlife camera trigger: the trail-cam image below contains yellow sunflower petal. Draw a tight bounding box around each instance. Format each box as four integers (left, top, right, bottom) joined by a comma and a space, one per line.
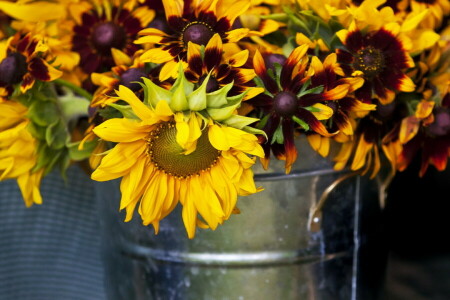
116, 85, 154, 121
93, 118, 150, 142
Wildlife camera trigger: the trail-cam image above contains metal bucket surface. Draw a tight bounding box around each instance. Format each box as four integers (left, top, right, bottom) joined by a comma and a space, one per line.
97, 138, 374, 300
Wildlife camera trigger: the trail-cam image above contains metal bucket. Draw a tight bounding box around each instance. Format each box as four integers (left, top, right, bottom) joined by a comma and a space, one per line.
97, 137, 377, 300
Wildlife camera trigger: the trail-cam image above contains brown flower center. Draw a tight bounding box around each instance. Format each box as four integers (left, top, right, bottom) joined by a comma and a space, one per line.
91, 22, 127, 55
0, 53, 28, 85
183, 23, 214, 46
273, 91, 298, 117
353, 46, 385, 78
147, 122, 221, 178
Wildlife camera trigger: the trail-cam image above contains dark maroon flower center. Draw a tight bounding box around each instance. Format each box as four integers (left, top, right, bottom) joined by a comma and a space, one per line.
0, 53, 28, 85
183, 23, 214, 46
273, 91, 298, 117
199, 74, 220, 93
91, 22, 127, 55
353, 46, 385, 78
264, 54, 286, 72
120, 68, 147, 92
427, 110, 450, 137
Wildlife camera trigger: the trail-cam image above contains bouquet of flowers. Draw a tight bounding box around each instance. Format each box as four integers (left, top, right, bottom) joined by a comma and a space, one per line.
0, 0, 448, 238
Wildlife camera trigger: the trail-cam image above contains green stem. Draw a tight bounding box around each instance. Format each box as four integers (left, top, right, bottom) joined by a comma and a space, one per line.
54, 78, 93, 101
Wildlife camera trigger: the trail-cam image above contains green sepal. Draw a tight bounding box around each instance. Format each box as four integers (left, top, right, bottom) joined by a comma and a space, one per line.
260, 13, 289, 22
206, 82, 233, 108
45, 119, 69, 150
304, 106, 321, 112
67, 140, 97, 161
170, 63, 194, 96
271, 125, 284, 144
28, 100, 59, 126
293, 115, 310, 131
171, 76, 189, 111
108, 103, 139, 119
242, 125, 268, 140
298, 85, 324, 97
222, 114, 259, 129
206, 98, 241, 121
142, 77, 172, 108
58, 93, 90, 121
188, 72, 210, 111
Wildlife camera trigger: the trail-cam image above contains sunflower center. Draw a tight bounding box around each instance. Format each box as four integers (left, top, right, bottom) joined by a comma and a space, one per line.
273, 92, 298, 117
353, 46, 385, 78
198, 74, 220, 93
91, 22, 127, 55
0, 53, 28, 85
147, 122, 221, 178
183, 23, 214, 46
120, 68, 147, 92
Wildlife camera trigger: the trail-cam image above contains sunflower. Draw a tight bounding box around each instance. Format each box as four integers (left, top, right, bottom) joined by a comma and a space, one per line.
336, 22, 416, 105
0, 100, 43, 207
0, 32, 62, 100
135, 0, 252, 81
91, 64, 264, 238
69, 0, 155, 75
184, 33, 262, 99
247, 45, 353, 173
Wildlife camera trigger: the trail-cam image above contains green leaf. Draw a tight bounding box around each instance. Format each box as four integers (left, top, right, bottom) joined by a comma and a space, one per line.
28, 100, 59, 126
27, 122, 47, 141
67, 140, 97, 161
45, 120, 69, 150
293, 116, 310, 130
271, 125, 284, 144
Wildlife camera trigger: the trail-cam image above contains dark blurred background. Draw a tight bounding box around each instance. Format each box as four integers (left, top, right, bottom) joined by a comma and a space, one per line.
358, 154, 450, 300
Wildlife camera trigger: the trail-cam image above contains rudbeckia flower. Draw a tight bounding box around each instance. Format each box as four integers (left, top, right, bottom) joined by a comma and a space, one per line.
247, 45, 351, 173
135, 0, 252, 80
90, 49, 165, 108
184, 33, 262, 99
397, 93, 450, 177
306, 53, 375, 156
69, 0, 155, 74
0, 100, 43, 207
91, 65, 264, 238
336, 22, 416, 105
0, 32, 62, 100
334, 99, 408, 178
